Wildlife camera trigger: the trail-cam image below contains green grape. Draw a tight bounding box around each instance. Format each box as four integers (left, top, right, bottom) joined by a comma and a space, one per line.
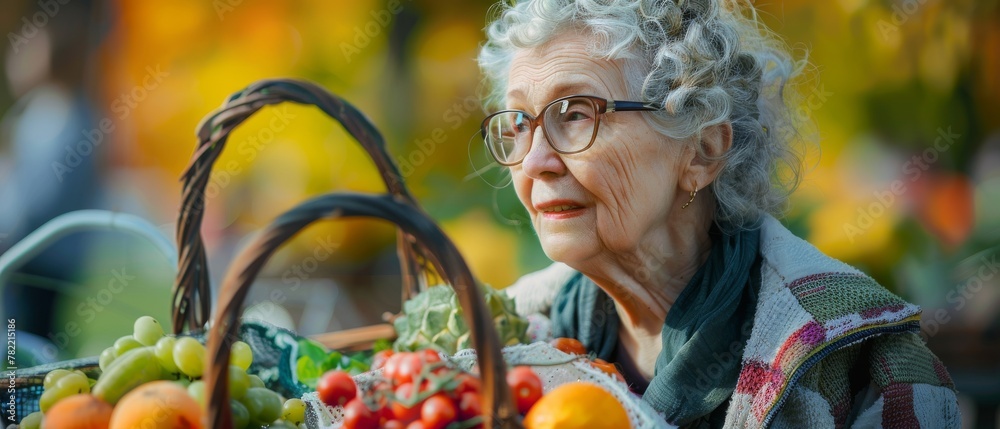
113, 335, 143, 356
228, 365, 250, 400
19, 411, 43, 429
281, 398, 306, 425
229, 399, 250, 429
267, 421, 298, 429
154, 336, 179, 373
244, 387, 282, 424
173, 377, 192, 388
39, 372, 89, 413
230, 340, 253, 371
133, 316, 165, 346
98, 347, 116, 371
187, 380, 206, 409
56, 372, 90, 395
38, 389, 59, 413
238, 390, 263, 423
173, 337, 206, 378
248, 374, 265, 388
42, 369, 73, 390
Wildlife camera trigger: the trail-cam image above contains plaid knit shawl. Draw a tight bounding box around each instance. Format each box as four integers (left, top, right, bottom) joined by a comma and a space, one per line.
725, 215, 959, 428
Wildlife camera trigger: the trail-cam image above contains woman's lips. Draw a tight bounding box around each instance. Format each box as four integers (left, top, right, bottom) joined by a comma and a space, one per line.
536, 200, 586, 220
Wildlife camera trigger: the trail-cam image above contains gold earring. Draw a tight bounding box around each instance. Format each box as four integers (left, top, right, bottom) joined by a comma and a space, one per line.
681, 186, 698, 209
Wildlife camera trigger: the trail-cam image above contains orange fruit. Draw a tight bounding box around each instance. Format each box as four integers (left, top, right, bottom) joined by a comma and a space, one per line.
549, 338, 587, 355
43, 394, 113, 429
108, 381, 204, 429
523, 382, 631, 429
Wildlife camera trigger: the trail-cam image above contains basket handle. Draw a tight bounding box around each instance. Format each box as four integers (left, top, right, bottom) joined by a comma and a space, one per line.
203, 193, 522, 429
174, 78, 426, 335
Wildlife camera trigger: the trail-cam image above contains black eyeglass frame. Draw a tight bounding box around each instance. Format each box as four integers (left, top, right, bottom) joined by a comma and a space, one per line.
480, 94, 662, 166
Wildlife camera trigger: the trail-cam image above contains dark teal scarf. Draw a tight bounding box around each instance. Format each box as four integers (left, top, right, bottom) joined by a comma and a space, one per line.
550, 222, 761, 427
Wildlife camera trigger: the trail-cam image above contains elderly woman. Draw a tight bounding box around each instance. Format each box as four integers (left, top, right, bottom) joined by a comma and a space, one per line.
479, 0, 960, 427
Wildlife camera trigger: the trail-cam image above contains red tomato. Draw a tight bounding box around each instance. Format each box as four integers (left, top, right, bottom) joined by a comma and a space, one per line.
395, 353, 425, 385
457, 392, 483, 421
592, 358, 626, 382
391, 382, 423, 424
450, 373, 481, 399
342, 398, 378, 429
420, 349, 442, 364
382, 420, 405, 429
549, 337, 587, 355
317, 370, 357, 407
506, 366, 543, 415
406, 421, 426, 429
383, 353, 404, 385
420, 393, 457, 429
373, 350, 395, 371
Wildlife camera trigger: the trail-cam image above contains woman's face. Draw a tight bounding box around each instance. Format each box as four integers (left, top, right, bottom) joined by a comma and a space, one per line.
506, 31, 689, 264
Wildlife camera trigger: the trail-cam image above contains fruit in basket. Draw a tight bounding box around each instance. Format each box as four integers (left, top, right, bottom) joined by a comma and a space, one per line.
281, 398, 306, 425
39, 370, 91, 412
92, 347, 163, 405
37, 315, 299, 429
332, 351, 506, 429
507, 366, 543, 414
523, 382, 631, 429
243, 386, 284, 424
173, 336, 207, 378
230, 340, 254, 371
41, 394, 113, 428
316, 370, 358, 407
343, 398, 379, 429
549, 337, 587, 355
393, 285, 529, 355
18, 411, 44, 429
133, 315, 166, 346
108, 381, 204, 429
420, 393, 457, 429
591, 358, 626, 382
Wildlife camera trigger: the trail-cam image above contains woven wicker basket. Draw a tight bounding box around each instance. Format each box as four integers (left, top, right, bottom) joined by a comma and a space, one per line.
177, 79, 521, 428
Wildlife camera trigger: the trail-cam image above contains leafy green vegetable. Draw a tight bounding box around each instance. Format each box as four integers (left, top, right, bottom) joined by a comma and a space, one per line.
393, 285, 529, 355
294, 339, 371, 389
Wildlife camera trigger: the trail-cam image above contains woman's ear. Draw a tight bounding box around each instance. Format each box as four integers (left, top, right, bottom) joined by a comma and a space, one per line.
680, 122, 733, 192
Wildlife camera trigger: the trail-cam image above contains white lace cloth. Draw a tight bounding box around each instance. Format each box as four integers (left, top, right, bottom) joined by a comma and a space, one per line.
302, 342, 674, 429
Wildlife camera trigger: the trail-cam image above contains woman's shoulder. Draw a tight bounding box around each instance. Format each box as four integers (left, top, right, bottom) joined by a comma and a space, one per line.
502, 262, 578, 316
729, 216, 959, 427
755, 214, 921, 328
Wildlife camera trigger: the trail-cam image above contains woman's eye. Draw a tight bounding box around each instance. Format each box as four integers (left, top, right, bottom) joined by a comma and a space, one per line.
566, 111, 591, 121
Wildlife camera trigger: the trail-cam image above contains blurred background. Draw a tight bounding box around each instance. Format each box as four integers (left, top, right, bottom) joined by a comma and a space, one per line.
0, 0, 997, 426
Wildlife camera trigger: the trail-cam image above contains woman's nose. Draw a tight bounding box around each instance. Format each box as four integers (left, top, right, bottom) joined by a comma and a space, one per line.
520, 125, 567, 179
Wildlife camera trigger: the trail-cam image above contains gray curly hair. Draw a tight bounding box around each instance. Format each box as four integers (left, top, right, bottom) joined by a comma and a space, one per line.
478, 0, 813, 230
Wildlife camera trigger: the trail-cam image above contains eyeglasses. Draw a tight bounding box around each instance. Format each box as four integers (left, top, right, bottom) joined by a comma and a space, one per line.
481, 95, 661, 166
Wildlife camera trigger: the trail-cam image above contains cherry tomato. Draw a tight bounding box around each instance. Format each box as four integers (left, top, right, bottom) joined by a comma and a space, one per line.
420, 393, 457, 429
383, 353, 404, 385
343, 398, 378, 429
382, 420, 405, 429
550, 337, 587, 355
373, 350, 395, 371
395, 353, 425, 386
391, 382, 424, 424
317, 370, 357, 407
457, 391, 483, 421
506, 366, 543, 415
453, 373, 481, 397
406, 421, 427, 429
592, 358, 626, 382
420, 349, 442, 364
